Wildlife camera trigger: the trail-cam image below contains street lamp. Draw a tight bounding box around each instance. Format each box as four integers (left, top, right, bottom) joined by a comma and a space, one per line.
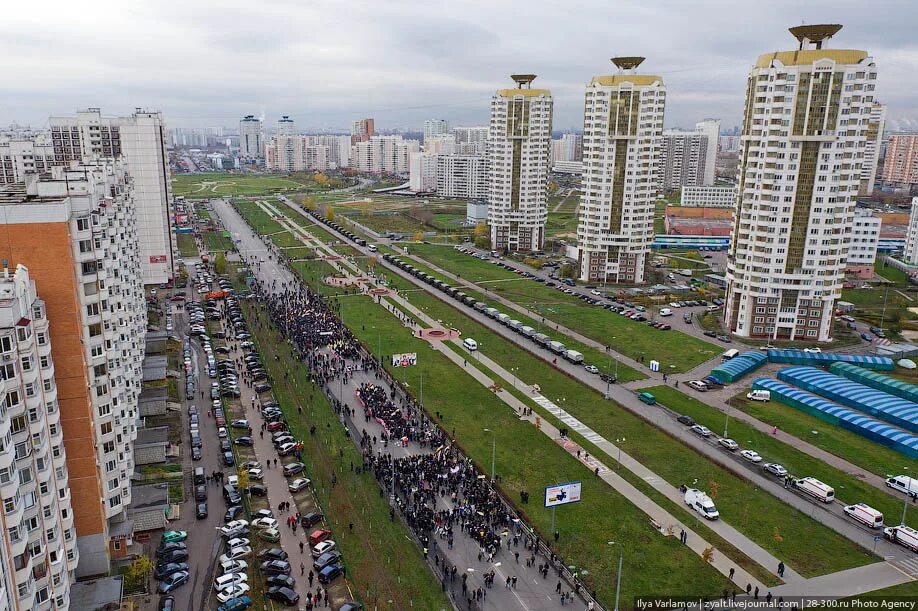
510, 367, 519, 389
615, 438, 625, 466
483, 428, 496, 481
608, 540, 623, 611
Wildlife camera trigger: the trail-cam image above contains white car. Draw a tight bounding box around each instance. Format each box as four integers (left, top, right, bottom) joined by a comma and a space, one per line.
763, 463, 788, 477
225, 537, 250, 549
250, 517, 278, 530
803, 347, 822, 353
690, 425, 712, 438
217, 546, 253, 564
248, 468, 264, 480
214, 572, 248, 592
590, 290, 601, 296
718, 438, 739, 451
220, 559, 248, 575
227, 475, 238, 488
311, 540, 336, 558
241, 461, 261, 470
218, 427, 228, 439
288, 478, 311, 492
216, 583, 250, 603
583, 364, 599, 374
740, 449, 763, 463
219, 520, 249, 535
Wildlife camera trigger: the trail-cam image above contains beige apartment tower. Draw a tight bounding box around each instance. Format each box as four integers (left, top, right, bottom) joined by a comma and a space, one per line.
577, 58, 665, 283
724, 25, 879, 342
487, 75, 553, 252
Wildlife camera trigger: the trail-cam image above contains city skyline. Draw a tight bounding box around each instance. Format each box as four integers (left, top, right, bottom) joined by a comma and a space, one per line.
2, 0, 918, 132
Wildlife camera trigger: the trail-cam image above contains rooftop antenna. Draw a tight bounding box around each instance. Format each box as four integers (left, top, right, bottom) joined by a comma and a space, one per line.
611, 57, 645, 72
510, 74, 537, 89
788, 24, 842, 50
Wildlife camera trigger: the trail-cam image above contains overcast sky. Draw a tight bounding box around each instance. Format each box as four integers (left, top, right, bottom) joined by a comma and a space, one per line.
3, 0, 917, 134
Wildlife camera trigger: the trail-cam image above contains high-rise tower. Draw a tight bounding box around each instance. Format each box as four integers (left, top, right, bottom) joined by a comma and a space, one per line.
487, 75, 553, 252
724, 25, 879, 342
577, 58, 665, 283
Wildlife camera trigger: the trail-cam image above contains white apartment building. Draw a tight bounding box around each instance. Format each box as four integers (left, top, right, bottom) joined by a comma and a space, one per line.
659, 130, 709, 190
352, 136, 418, 175
859, 102, 886, 195
408, 152, 438, 192
310, 135, 351, 169
719, 135, 740, 153
847, 208, 881, 276
452, 127, 489, 155
576, 58, 665, 283
0, 135, 57, 185
276, 115, 296, 137
0, 159, 146, 576
424, 135, 457, 155
424, 119, 449, 143
680, 185, 737, 207
552, 133, 583, 162
487, 75, 553, 252
49, 109, 174, 285
903, 197, 918, 265
696, 119, 721, 185
724, 24, 879, 342
0, 265, 77, 611
239, 115, 264, 158
437, 155, 489, 199
265, 137, 330, 173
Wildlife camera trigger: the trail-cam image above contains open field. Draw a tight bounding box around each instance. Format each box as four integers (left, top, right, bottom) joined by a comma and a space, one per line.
239, 297, 451, 610
404, 243, 722, 372
172, 172, 310, 197
240, 203, 878, 579
546, 212, 579, 238
647, 386, 917, 531
873, 258, 910, 285
176, 233, 198, 258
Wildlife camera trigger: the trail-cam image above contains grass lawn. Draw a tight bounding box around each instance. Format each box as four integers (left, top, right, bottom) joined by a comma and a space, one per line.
172, 172, 308, 197
845, 579, 918, 599
405, 243, 721, 372
729, 394, 917, 489
647, 386, 918, 531
176, 233, 198, 258
248, 204, 875, 579
873, 259, 910, 285
545, 212, 579, 238
239, 303, 451, 610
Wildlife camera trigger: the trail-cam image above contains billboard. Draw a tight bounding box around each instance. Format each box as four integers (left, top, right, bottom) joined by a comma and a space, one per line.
391, 353, 418, 367
544, 481, 582, 508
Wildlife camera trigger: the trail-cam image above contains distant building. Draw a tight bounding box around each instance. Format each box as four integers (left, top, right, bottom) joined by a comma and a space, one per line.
881, 133, 918, 187
352, 135, 418, 174
408, 152, 438, 192
847, 208, 882, 278
264, 135, 330, 172
423, 119, 449, 143
438, 155, 490, 199
859, 102, 886, 195
551, 160, 583, 175
718, 135, 740, 153
680, 185, 736, 208
659, 119, 719, 191
467, 200, 488, 224
0, 134, 57, 184
552, 133, 582, 162
276, 115, 297, 137
487, 75, 553, 252
452, 126, 489, 155
351, 118, 375, 144
424, 135, 456, 155
904, 197, 918, 265
239, 114, 264, 158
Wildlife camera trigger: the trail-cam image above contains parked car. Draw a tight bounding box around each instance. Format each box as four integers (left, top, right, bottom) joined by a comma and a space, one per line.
300, 512, 324, 527
196, 502, 208, 519
266, 586, 300, 606
259, 548, 288, 561
260, 560, 292, 576
676, 415, 695, 427
154, 562, 189, 580
312, 540, 336, 558
162, 530, 187, 543
718, 438, 739, 451
763, 463, 788, 477
318, 564, 343, 584
313, 550, 342, 571
690, 424, 712, 438
282, 462, 305, 476
157, 571, 190, 593
740, 449, 763, 463
288, 478, 311, 492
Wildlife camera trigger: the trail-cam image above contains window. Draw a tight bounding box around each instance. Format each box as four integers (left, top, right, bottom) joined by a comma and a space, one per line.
88, 323, 102, 337
76, 217, 90, 231
100, 422, 112, 436
20, 356, 32, 371
0, 336, 12, 352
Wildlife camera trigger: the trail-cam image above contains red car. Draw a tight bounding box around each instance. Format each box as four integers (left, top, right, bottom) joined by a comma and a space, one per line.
267, 421, 287, 433
308, 529, 331, 547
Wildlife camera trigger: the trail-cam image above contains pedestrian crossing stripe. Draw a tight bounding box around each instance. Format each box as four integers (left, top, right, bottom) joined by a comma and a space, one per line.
895, 557, 918, 575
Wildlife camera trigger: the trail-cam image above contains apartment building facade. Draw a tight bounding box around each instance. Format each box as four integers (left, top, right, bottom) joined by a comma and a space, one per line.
724, 25, 879, 342
847, 208, 881, 277
881, 133, 918, 187
0, 160, 146, 576
239, 115, 264, 158
438, 155, 489, 199
423, 119, 449, 143
680, 185, 737, 207
0, 136, 57, 186
352, 136, 418, 174
903, 197, 918, 265
0, 265, 77, 611
49, 109, 173, 286
576, 58, 665, 283
659, 130, 709, 191
452, 127, 489, 155
351, 118, 375, 144
859, 102, 886, 194
487, 75, 553, 252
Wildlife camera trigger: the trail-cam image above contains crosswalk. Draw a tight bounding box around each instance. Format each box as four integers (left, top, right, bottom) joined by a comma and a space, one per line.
892, 555, 918, 576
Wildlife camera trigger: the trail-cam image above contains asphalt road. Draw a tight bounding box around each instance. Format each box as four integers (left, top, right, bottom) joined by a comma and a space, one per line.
214, 197, 587, 610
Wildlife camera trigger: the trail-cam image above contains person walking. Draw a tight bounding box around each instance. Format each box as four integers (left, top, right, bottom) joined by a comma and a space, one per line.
777, 561, 785, 578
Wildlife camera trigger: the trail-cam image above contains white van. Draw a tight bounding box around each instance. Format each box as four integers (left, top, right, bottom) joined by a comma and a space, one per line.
463, 338, 478, 351
722, 349, 740, 361
793, 477, 835, 503
884, 524, 918, 552
843, 503, 884, 528
746, 390, 771, 402
885, 475, 918, 499
367, 244, 377, 252
659, 308, 673, 317
684, 488, 719, 520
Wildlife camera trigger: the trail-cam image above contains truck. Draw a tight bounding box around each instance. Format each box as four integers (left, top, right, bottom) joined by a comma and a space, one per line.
548, 341, 567, 355
884, 524, 918, 552
497, 313, 511, 325
532, 333, 551, 347
684, 488, 719, 520
793, 477, 835, 503
843, 503, 884, 528
885, 475, 918, 499
509, 320, 523, 331
563, 350, 584, 364
520, 326, 535, 337
484, 308, 499, 319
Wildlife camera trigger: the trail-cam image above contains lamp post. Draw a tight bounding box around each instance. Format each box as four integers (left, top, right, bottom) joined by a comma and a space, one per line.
510, 367, 519, 389
615, 438, 625, 466
484, 428, 496, 481
608, 540, 623, 611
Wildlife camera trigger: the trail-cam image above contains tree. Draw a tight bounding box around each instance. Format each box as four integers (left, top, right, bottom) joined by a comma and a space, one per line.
367, 255, 378, 272
413, 231, 425, 242
124, 556, 153, 593
474, 235, 490, 250
325, 207, 336, 222
558, 264, 576, 279
708, 481, 719, 500
473, 222, 488, 239
314, 172, 329, 185
772, 527, 784, 543
236, 469, 250, 491
215, 252, 227, 275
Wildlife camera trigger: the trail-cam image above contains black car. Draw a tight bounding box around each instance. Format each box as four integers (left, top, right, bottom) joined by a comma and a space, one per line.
196, 502, 208, 519
223, 451, 235, 466
260, 560, 292, 575
703, 330, 717, 338
195, 485, 207, 501
313, 550, 341, 571
247, 484, 268, 496
224, 505, 243, 522
266, 587, 299, 606
300, 512, 324, 527
157, 542, 187, 557
677, 415, 696, 427
260, 548, 288, 561
266, 575, 296, 589
254, 383, 272, 393
234, 436, 254, 447
158, 549, 189, 565
154, 562, 189, 580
